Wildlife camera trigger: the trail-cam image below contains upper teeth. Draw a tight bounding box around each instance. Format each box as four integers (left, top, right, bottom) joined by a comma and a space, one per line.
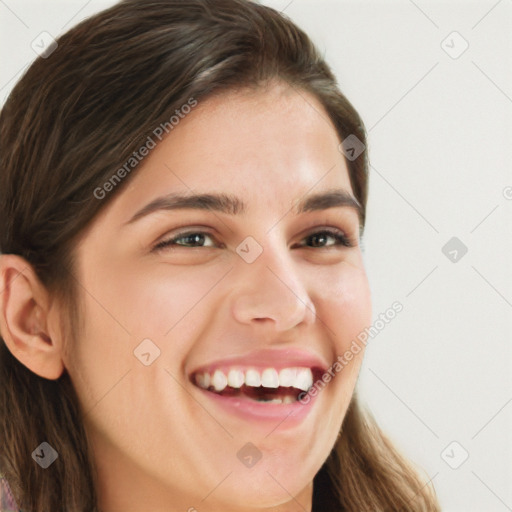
195, 367, 314, 393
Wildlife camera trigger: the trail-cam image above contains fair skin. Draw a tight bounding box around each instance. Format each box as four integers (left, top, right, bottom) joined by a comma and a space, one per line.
0, 82, 372, 511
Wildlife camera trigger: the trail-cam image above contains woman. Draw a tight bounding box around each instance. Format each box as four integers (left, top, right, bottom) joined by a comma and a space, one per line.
0, 0, 441, 510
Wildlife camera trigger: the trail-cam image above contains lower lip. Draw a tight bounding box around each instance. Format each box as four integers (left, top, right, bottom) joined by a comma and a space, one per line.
196, 387, 318, 428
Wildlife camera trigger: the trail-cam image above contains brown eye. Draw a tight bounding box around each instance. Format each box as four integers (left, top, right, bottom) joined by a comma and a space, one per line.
153, 231, 218, 251
297, 228, 355, 249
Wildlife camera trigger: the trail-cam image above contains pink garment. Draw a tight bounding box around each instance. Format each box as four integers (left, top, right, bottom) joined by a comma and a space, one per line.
0, 477, 20, 512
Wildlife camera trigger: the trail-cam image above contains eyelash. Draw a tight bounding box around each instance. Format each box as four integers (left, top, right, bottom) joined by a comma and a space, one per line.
152, 227, 356, 252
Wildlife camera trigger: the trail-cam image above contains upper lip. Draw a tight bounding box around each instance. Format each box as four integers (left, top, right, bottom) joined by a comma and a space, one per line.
189, 347, 329, 377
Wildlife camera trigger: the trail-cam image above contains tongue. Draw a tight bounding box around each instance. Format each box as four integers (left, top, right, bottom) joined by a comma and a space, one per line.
216, 384, 300, 402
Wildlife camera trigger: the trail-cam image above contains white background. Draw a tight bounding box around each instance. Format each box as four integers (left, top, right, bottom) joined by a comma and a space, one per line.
1, 1, 511, 510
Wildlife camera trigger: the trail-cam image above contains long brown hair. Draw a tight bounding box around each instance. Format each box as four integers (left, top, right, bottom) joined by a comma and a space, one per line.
0, 1, 440, 510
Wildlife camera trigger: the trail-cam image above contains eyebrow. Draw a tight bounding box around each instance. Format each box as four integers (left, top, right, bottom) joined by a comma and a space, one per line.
124, 188, 362, 225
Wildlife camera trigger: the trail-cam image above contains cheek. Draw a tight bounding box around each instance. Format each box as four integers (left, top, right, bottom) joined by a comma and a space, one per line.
81, 256, 224, 341
297, 264, 371, 448
64, 298, 133, 413
66, 260, 227, 401
64, 268, 221, 450
312, 263, 372, 347
124, 265, 225, 340
310, 262, 371, 401
82, 263, 229, 388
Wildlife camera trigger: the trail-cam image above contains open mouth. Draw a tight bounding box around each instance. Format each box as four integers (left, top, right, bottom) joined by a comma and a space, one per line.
191, 367, 321, 404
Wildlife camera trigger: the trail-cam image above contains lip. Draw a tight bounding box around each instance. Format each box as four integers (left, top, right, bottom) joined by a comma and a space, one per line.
196, 386, 316, 427
189, 348, 329, 428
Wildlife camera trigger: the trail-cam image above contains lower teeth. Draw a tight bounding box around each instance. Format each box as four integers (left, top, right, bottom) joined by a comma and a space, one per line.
256, 396, 295, 404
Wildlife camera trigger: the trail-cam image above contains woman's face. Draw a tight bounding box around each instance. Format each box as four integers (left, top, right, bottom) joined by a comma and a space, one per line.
64, 82, 372, 511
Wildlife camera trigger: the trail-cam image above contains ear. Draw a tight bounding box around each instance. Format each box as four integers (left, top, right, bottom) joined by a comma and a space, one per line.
0, 254, 65, 380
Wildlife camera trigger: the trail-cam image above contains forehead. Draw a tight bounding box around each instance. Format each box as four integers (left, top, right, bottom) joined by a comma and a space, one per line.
101, 82, 354, 224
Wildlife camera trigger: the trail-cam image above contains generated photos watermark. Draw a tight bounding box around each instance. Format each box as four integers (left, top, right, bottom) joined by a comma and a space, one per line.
298, 300, 404, 404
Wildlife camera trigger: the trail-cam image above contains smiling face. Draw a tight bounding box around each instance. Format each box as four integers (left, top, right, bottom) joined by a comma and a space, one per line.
63, 81, 372, 512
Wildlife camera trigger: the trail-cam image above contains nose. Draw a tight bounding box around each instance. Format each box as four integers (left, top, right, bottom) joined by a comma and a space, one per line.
230, 240, 316, 331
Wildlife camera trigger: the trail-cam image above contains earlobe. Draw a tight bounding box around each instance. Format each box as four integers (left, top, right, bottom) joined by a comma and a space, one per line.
0, 254, 65, 380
